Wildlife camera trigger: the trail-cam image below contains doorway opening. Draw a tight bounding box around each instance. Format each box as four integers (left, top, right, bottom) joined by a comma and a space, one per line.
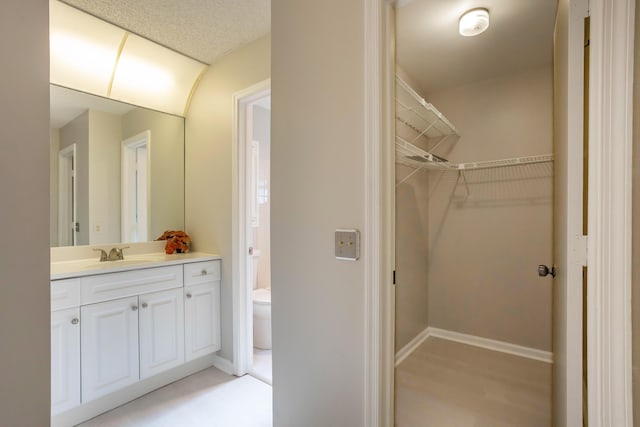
392, 1, 562, 425
232, 80, 272, 385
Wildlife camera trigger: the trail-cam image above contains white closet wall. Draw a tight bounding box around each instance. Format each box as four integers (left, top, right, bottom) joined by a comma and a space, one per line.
394, 68, 431, 351
427, 65, 554, 351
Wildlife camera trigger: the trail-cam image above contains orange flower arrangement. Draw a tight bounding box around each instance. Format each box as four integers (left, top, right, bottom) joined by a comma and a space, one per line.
156, 230, 191, 254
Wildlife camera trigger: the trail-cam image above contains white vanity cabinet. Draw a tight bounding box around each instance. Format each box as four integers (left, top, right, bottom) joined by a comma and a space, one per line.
51, 307, 81, 415
80, 265, 184, 402
50, 255, 221, 426
184, 261, 221, 361
51, 279, 81, 416
139, 288, 185, 378
81, 296, 140, 402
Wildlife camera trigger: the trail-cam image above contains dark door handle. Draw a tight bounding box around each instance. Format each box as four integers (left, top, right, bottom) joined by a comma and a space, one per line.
538, 265, 556, 278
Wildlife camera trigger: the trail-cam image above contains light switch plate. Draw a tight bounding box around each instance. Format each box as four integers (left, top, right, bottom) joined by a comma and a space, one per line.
335, 229, 360, 261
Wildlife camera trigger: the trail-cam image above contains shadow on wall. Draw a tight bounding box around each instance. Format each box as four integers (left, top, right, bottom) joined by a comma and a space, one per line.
427, 162, 553, 255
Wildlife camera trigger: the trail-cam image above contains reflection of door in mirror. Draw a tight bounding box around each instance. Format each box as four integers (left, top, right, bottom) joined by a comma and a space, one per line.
58, 144, 77, 246
122, 131, 150, 243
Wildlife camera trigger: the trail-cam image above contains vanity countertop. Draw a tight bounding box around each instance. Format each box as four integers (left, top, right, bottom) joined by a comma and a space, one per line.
51, 252, 221, 280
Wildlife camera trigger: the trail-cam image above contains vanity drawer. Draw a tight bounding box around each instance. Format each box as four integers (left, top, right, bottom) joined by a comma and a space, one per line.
82, 265, 184, 305
51, 278, 81, 311
184, 260, 221, 286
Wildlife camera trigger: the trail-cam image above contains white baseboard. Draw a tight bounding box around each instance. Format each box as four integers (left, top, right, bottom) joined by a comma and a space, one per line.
395, 327, 430, 367
395, 327, 554, 366
212, 353, 235, 375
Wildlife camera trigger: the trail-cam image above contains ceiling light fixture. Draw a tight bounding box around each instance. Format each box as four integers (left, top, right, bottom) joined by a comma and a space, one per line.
459, 8, 490, 37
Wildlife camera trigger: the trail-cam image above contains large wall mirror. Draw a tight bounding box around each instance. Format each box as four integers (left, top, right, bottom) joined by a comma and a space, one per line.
50, 84, 185, 247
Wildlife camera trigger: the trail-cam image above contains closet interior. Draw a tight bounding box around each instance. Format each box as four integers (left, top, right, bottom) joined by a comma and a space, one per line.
393, 1, 557, 425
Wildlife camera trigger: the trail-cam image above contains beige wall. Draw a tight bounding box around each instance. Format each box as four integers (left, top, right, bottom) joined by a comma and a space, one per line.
0, 0, 50, 424
123, 108, 185, 241
89, 110, 122, 244
185, 34, 270, 361
272, 0, 366, 424
426, 65, 554, 351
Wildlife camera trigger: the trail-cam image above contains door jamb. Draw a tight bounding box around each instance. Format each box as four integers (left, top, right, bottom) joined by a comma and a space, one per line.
365, 1, 395, 426
231, 79, 271, 376
587, 0, 635, 425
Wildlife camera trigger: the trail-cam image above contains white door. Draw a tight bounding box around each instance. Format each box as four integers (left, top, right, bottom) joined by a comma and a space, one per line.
185, 281, 221, 361
81, 296, 139, 402
139, 288, 184, 379
552, 0, 588, 424
51, 308, 80, 415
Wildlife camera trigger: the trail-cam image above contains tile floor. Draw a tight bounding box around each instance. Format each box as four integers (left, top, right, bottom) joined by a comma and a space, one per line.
78, 367, 272, 427
252, 348, 272, 385
395, 337, 552, 427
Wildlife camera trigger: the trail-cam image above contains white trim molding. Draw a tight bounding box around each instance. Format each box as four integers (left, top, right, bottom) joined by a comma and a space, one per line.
211, 354, 235, 376
587, 0, 635, 425
395, 327, 553, 367
395, 328, 430, 367
364, 1, 395, 426
428, 328, 553, 364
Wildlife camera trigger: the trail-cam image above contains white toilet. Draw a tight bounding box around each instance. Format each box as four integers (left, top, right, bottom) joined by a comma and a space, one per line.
251, 248, 271, 350
252, 288, 271, 349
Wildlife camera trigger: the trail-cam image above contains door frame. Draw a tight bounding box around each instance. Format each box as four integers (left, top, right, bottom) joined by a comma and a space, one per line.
364, 1, 396, 426
58, 144, 76, 246
587, 0, 635, 424
121, 130, 151, 243
231, 79, 271, 376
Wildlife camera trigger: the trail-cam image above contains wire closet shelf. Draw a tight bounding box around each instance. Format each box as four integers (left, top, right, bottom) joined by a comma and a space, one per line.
395, 75, 554, 186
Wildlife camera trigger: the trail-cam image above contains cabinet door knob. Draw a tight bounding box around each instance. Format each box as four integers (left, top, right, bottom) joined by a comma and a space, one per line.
201, 269, 207, 276
71, 318, 79, 325
131, 305, 138, 311
186, 293, 192, 299
141, 302, 148, 308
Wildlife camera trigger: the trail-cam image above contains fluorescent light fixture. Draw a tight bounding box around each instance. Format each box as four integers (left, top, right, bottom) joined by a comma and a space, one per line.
459, 8, 490, 37
50, 0, 207, 116
110, 34, 206, 116
50, 1, 125, 96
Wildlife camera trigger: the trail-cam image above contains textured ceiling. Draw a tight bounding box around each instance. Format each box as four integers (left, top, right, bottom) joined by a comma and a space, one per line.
396, 0, 557, 95
60, 0, 270, 64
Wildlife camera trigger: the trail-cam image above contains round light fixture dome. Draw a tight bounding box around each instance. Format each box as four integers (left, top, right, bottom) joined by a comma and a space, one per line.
459, 8, 490, 37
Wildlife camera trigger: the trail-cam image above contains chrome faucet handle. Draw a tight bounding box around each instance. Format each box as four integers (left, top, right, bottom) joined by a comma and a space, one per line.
92, 248, 108, 262
108, 246, 130, 261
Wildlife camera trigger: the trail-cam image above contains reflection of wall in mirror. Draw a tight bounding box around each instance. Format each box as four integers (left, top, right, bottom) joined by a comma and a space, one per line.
89, 110, 122, 244
122, 108, 185, 241
51, 103, 184, 247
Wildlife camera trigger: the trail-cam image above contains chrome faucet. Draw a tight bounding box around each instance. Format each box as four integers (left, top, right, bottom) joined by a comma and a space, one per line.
108, 246, 130, 261
92, 248, 108, 262
92, 246, 129, 262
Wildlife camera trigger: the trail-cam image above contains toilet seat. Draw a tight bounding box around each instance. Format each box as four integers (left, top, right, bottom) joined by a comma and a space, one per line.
253, 288, 271, 305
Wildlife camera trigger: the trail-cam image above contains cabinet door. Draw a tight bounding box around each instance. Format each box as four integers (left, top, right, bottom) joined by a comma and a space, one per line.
81, 296, 139, 402
185, 281, 221, 361
51, 308, 80, 415
139, 288, 185, 379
